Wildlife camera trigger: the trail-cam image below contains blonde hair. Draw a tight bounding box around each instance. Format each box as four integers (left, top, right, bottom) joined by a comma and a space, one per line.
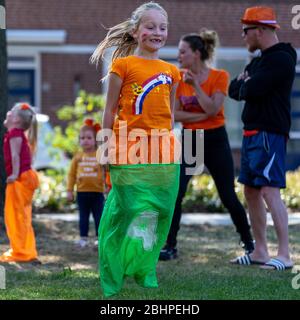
13, 103, 38, 154
90, 2, 168, 67
181, 29, 219, 62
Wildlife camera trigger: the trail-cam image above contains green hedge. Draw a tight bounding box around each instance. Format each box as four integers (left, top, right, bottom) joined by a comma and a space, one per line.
33, 91, 105, 213
33, 169, 75, 213
282, 170, 300, 210
51, 91, 105, 155
182, 169, 300, 213
34, 167, 300, 213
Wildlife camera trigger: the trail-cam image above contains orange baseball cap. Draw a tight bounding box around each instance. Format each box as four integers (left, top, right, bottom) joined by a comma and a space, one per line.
241, 6, 280, 29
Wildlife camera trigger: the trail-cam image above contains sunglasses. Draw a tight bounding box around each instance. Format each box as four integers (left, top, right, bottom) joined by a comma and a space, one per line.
242, 26, 258, 36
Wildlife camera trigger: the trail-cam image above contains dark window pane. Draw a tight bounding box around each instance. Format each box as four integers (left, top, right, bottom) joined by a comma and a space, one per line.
8, 72, 31, 89
8, 70, 35, 107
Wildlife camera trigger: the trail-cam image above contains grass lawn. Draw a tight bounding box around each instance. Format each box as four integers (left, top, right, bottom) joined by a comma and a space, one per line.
0, 216, 300, 300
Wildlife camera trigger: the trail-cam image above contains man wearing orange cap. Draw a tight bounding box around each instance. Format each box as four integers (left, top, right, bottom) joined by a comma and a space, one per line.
229, 6, 297, 270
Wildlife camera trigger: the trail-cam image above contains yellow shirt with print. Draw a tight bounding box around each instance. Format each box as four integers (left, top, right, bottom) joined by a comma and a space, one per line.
67, 151, 104, 192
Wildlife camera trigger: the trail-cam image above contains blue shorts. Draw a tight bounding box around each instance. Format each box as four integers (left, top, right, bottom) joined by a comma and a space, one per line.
238, 131, 286, 188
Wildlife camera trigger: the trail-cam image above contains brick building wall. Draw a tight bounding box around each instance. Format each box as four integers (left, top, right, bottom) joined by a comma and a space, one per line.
6, 0, 300, 46
5, 0, 300, 122
41, 53, 101, 125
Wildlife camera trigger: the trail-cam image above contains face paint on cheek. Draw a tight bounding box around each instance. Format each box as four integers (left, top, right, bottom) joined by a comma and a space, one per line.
141, 32, 149, 41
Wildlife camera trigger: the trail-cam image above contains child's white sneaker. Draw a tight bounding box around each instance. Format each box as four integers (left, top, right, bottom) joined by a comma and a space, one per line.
74, 238, 88, 248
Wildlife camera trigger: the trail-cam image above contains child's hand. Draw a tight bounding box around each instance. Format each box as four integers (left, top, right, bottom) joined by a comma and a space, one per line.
6, 174, 18, 183
67, 191, 74, 202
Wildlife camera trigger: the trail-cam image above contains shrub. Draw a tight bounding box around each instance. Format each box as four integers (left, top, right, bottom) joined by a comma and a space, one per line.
33, 91, 105, 212
33, 169, 75, 213
182, 169, 300, 213
281, 169, 300, 210
183, 174, 226, 213
51, 90, 105, 155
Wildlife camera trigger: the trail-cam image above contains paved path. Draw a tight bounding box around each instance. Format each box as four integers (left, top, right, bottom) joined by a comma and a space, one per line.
34, 212, 300, 226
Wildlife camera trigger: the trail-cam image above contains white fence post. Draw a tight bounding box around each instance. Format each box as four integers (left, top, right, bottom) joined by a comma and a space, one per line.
0, 266, 6, 289
0, 5, 6, 30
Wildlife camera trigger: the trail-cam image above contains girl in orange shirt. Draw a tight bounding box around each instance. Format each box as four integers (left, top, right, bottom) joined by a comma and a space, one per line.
160, 30, 254, 261
1, 103, 39, 263
91, 2, 180, 297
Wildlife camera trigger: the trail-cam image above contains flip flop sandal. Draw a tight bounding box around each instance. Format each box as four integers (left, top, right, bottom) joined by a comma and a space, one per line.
231, 254, 266, 265
261, 258, 293, 271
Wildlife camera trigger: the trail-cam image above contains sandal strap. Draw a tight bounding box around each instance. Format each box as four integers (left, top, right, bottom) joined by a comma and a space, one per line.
237, 254, 251, 265
265, 258, 286, 270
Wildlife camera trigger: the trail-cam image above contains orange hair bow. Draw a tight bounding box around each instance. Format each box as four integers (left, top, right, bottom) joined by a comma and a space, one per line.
93, 123, 101, 133
84, 118, 101, 133
84, 118, 94, 126
20, 103, 31, 110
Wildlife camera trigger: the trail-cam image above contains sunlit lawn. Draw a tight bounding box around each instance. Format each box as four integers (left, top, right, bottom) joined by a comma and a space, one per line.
0, 216, 300, 300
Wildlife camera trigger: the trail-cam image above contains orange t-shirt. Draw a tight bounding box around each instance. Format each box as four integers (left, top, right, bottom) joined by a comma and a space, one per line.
108, 56, 181, 164
176, 68, 229, 130
111, 56, 181, 134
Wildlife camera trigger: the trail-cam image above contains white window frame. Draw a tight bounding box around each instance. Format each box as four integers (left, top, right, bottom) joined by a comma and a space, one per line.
7, 29, 96, 112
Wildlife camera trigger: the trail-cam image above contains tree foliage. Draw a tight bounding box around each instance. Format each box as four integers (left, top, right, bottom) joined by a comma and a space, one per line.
52, 90, 105, 156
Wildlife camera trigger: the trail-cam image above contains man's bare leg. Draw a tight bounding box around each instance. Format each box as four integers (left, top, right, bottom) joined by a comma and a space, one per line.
243, 185, 269, 262
261, 186, 293, 266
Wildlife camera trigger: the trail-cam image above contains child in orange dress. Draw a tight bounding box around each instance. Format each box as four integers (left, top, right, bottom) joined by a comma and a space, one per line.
1, 103, 39, 262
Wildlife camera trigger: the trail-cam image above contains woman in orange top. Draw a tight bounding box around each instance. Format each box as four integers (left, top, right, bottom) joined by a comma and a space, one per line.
160, 30, 254, 261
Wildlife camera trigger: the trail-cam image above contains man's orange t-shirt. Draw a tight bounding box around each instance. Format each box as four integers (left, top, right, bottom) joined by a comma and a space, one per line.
176, 68, 229, 130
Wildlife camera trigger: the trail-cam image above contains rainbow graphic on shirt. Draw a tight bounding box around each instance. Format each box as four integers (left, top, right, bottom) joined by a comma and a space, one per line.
132, 73, 173, 115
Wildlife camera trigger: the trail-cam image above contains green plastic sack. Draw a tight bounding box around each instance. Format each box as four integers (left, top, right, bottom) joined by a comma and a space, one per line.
98, 163, 180, 297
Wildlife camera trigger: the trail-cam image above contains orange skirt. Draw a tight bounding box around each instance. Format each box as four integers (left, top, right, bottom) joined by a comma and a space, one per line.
0, 169, 39, 262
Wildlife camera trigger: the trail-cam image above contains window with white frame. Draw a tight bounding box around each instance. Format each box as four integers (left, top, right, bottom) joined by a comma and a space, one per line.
7, 54, 38, 110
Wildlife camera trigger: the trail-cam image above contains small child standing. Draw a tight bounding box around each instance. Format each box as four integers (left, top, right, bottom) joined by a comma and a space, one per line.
0, 102, 39, 262
67, 119, 105, 248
